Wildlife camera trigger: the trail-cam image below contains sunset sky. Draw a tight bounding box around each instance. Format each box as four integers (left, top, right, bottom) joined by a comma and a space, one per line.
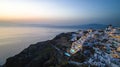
0, 0, 120, 25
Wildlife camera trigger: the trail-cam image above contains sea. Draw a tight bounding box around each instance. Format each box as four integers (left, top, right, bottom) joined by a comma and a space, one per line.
0, 26, 78, 65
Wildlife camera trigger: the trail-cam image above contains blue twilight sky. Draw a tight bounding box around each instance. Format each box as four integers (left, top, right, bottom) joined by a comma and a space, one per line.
0, 0, 120, 25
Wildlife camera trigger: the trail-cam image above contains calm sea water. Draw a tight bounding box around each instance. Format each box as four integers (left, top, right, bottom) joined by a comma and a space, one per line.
0, 27, 77, 65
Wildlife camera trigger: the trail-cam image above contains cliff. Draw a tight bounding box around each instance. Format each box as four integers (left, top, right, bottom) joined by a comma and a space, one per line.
3, 33, 81, 67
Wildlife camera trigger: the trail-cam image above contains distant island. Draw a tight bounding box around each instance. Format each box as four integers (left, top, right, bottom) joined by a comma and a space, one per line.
2, 25, 120, 67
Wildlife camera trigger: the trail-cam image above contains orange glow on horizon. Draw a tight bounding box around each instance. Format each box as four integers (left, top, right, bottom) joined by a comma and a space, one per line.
0, 1, 82, 22
0, 13, 80, 22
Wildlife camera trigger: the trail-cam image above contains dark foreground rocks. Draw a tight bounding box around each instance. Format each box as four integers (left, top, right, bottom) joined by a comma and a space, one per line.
3, 33, 81, 67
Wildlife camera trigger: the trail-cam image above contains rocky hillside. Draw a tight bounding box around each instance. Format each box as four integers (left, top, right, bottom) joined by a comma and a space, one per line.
3, 33, 79, 67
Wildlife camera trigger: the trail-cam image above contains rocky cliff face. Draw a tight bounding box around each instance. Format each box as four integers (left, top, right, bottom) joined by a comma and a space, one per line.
3, 33, 80, 67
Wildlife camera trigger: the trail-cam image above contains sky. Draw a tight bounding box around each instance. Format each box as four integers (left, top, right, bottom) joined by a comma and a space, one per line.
0, 0, 120, 25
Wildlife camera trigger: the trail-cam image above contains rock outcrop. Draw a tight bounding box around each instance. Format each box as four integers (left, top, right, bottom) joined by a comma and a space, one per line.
3, 33, 78, 67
